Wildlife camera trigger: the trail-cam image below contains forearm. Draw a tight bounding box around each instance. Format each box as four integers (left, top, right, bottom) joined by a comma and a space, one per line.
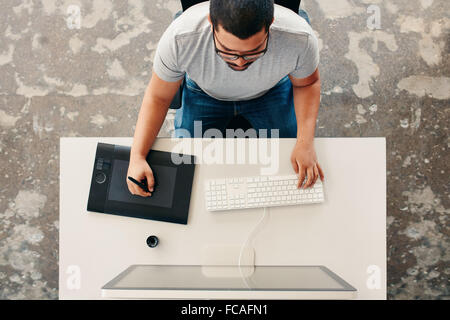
130, 86, 170, 160
292, 79, 321, 145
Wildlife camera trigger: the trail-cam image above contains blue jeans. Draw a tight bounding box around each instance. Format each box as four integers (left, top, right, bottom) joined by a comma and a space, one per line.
173, 9, 311, 138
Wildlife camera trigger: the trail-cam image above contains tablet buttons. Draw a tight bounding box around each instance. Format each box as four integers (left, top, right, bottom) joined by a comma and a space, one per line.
95, 172, 106, 184
96, 158, 104, 170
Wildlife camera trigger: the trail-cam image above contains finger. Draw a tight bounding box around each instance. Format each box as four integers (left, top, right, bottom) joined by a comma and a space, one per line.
139, 188, 150, 197
126, 180, 138, 195
291, 157, 299, 174
317, 163, 325, 181
145, 170, 155, 192
134, 183, 148, 197
297, 161, 306, 188
140, 183, 152, 197
310, 166, 317, 188
312, 165, 319, 186
128, 178, 149, 197
305, 167, 314, 188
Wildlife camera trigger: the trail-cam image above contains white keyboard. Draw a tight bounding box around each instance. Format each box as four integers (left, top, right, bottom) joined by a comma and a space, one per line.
204, 175, 325, 211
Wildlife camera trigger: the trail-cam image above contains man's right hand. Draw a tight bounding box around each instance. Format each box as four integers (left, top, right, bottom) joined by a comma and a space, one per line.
126, 156, 155, 197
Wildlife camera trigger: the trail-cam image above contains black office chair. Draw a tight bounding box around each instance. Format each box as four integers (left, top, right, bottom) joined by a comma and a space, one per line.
169, 0, 301, 131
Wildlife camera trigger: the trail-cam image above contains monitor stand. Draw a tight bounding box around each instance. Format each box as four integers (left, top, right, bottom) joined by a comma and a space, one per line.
201, 244, 255, 278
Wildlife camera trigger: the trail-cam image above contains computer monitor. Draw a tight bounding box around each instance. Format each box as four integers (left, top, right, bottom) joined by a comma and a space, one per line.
102, 265, 357, 299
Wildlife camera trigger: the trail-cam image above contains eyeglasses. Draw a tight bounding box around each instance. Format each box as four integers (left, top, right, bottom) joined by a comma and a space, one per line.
212, 25, 269, 62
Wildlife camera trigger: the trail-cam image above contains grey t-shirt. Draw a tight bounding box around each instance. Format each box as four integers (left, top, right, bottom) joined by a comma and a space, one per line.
152, 1, 319, 101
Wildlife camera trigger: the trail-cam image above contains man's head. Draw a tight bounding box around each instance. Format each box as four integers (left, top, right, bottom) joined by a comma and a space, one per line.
208, 0, 274, 71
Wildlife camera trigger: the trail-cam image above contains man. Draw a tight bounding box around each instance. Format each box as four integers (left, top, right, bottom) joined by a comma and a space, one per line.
127, 0, 324, 197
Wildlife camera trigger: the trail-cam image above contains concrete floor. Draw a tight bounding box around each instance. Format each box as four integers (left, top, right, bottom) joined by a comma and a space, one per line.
0, 0, 448, 299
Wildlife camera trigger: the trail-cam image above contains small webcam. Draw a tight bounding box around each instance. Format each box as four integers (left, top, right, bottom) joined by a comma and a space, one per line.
146, 235, 159, 248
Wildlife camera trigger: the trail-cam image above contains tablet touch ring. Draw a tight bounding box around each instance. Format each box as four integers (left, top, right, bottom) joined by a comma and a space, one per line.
95, 172, 106, 184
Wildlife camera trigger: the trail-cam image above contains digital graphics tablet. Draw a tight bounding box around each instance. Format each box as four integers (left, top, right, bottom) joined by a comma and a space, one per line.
87, 143, 196, 224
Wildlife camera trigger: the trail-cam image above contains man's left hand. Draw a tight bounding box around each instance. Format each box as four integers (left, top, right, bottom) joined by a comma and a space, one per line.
290, 140, 324, 188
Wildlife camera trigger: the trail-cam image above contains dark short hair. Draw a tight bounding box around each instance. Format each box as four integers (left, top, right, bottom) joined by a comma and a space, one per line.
210, 0, 274, 39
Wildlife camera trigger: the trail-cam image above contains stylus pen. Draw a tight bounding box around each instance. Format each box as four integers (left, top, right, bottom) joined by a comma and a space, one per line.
127, 176, 150, 193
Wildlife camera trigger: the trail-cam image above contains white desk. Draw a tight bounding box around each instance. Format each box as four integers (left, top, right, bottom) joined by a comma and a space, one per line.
59, 137, 386, 299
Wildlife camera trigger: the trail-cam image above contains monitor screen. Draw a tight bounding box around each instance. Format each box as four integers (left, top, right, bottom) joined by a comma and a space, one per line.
107, 160, 177, 208
105, 265, 354, 291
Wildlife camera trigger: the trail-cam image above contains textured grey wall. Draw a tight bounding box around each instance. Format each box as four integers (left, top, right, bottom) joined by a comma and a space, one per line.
0, 0, 448, 299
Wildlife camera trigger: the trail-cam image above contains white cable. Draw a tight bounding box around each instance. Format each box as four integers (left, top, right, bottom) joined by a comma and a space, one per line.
238, 207, 270, 288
